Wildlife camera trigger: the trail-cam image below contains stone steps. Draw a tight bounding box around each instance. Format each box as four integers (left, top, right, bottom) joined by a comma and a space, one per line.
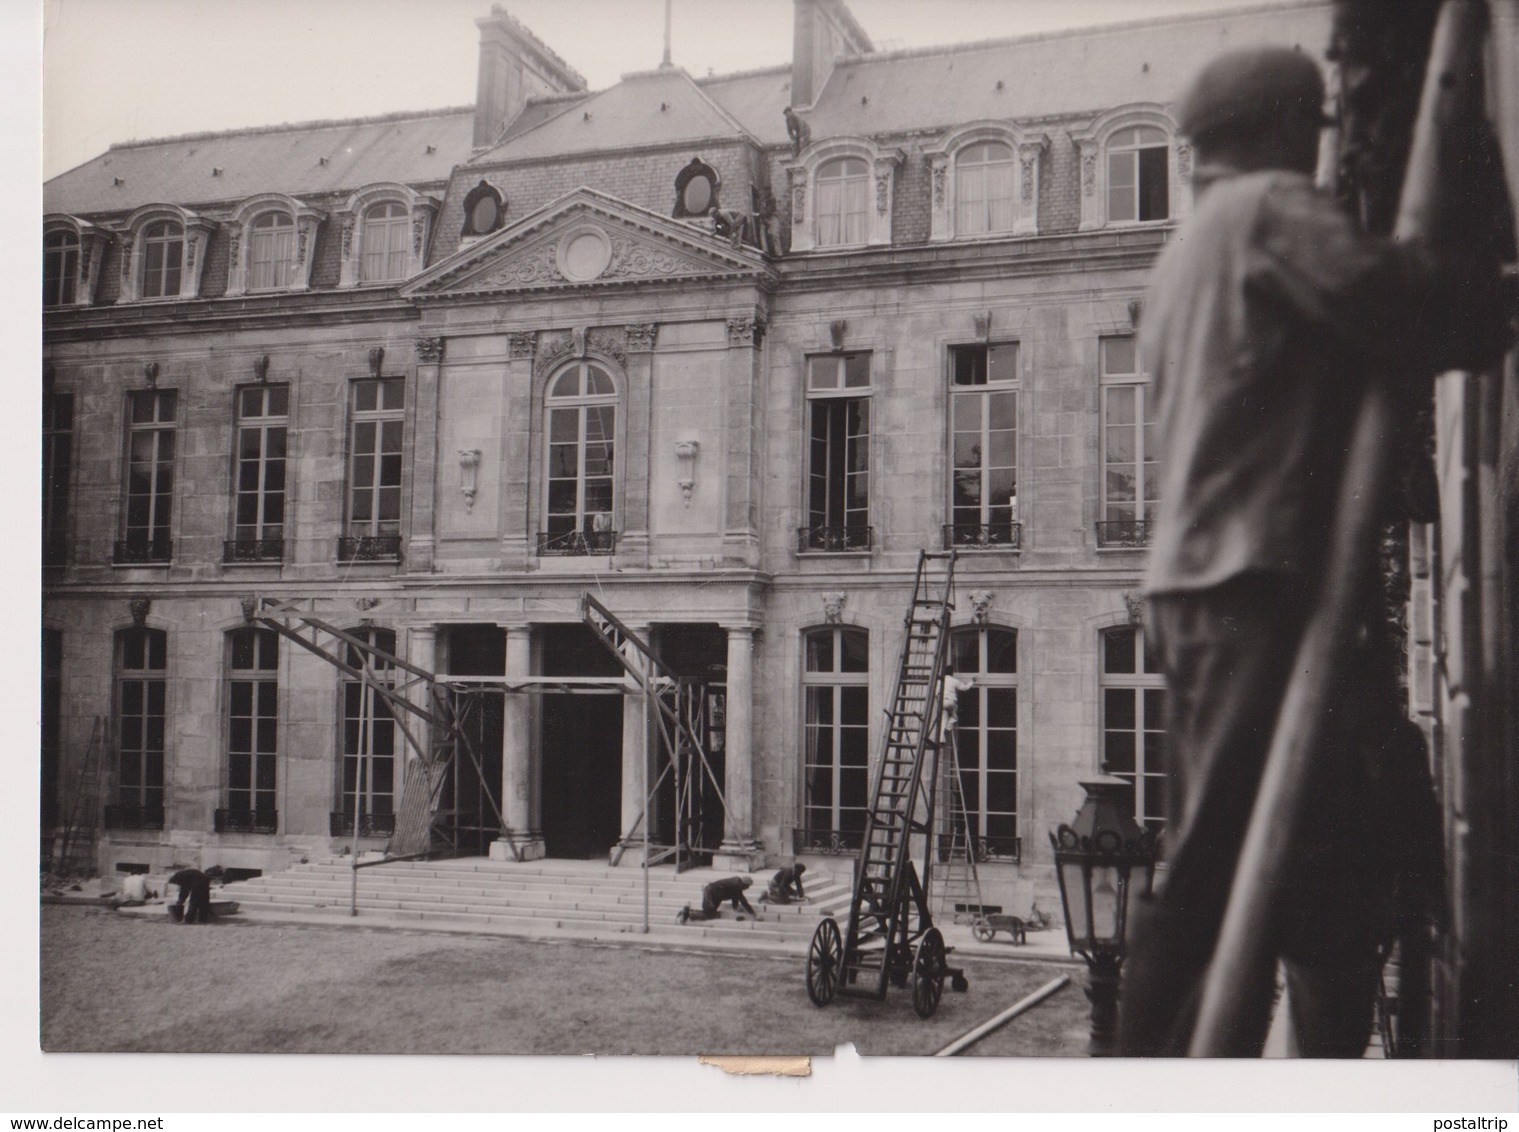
219, 858, 852, 943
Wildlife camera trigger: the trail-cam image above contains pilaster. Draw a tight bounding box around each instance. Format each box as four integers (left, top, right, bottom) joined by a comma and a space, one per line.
407, 336, 444, 574
722, 316, 765, 565
619, 325, 656, 566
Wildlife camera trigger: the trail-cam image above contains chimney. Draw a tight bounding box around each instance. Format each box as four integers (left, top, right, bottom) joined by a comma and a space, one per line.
791, 0, 873, 108
473, 6, 588, 149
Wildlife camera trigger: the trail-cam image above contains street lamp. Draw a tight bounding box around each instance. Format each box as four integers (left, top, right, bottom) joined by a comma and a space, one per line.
1049, 776, 1158, 1055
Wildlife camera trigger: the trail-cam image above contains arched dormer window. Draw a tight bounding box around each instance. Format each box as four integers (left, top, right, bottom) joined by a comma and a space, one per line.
116, 205, 216, 303
1071, 106, 1188, 232
539, 359, 621, 556
783, 138, 903, 254
459, 180, 506, 239
336, 184, 439, 288
43, 216, 109, 308
924, 123, 1048, 242
672, 158, 721, 219
225, 194, 325, 296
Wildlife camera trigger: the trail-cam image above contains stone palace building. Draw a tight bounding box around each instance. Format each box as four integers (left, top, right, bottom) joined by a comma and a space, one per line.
42, 0, 1334, 911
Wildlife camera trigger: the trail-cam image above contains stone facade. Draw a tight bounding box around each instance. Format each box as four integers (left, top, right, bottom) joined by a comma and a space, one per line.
42, 1, 1333, 915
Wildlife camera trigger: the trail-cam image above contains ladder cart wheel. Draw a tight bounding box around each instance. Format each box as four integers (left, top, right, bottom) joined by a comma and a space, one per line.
806, 918, 843, 1007
971, 918, 994, 943
912, 926, 947, 1018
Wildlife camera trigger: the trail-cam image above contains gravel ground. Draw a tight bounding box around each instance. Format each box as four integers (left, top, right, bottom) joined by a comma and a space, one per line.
40, 904, 1088, 1056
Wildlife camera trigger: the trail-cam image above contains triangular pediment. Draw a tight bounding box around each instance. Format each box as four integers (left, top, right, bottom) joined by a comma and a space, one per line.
403, 187, 772, 298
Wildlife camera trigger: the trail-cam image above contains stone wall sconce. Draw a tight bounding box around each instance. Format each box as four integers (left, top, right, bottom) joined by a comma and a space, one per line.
829, 319, 848, 351
458, 449, 481, 512
674, 439, 700, 507
142, 362, 159, 387
253, 355, 270, 383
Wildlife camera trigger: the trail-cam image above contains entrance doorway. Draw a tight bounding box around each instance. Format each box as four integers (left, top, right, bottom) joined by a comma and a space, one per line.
652, 624, 727, 853
539, 624, 623, 859
438, 626, 506, 856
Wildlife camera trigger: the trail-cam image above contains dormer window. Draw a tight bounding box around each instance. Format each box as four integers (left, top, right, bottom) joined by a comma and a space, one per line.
672, 158, 720, 219
956, 142, 1016, 236
363, 202, 410, 282
1072, 107, 1186, 232
815, 158, 869, 247
248, 212, 296, 290
460, 181, 506, 238
43, 230, 79, 307
784, 139, 902, 254
141, 221, 184, 299
224, 195, 323, 296
336, 185, 436, 287
116, 205, 216, 302
1107, 127, 1170, 223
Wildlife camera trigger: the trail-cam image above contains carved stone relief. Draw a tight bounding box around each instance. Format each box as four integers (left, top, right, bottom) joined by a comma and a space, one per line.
822, 592, 847, 625
415, 337, 446, 363
726, 317, 765, 348
967, 590, 994, 625
624, 323, 658, 353
506, 331, 537, 360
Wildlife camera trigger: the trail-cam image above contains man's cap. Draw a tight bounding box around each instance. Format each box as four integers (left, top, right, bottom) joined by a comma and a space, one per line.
1176, 47, 1327, 145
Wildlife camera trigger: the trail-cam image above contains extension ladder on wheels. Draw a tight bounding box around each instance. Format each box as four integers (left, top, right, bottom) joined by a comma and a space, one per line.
805, 550, 968, 1018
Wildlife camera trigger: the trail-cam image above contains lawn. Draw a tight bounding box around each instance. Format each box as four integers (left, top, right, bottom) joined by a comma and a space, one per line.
40, 905, 1089, 1056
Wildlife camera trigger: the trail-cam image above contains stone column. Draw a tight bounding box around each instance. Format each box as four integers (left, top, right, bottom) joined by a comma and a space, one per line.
715, 624, 762, 870
615, 624, 652, 865
492, 625, 545, 861
407, 336, 445, 573
403, 625, 437, 764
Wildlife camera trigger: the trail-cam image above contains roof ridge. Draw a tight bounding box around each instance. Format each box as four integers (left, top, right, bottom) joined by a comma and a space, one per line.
694, 63, 791, 84
831, 0, 1330, 68
106, 106, 476, 152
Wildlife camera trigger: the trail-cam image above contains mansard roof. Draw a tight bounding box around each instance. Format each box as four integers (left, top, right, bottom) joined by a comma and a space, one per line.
44, 108, 475, 217
474, 67, 755, 164
802, 0, 1331, 137
694, 66, 793, 147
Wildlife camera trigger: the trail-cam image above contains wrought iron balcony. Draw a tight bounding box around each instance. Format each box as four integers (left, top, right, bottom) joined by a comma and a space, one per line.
792, 827, 867, 856
103, 804, 165, 831
214, 808, 278, 834
796, 525, 873, 553
223, 538, 284, 563
113, 537, 172, 565
938, 833, 1022, 863
537, 529, 618, 556
942, 522, 1022, 551
337, 534, 402, 562
1095, 520, 1152, 548
329, 811, 397, 838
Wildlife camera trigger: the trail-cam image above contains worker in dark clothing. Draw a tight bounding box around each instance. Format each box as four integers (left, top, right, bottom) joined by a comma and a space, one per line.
762, 863, 807, 905
167, 866, 222, 924
1116, 47, 1509, 1057
677, 876, 755, 923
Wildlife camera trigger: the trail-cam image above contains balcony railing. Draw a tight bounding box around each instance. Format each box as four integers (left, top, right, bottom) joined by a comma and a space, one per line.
223, 538, 284, 563
1096, 520, 1152, 548
214, 808, 278, 834
103, 804, 165, 831
796, 525, 873, 553
537, 529, 618, 556
792, 827, 867, 856
337, 534, 402, 562
328, 811, 397, 838
113, 537, 172, 565
937, 832, 1022, 863
943, 522, 1022, 551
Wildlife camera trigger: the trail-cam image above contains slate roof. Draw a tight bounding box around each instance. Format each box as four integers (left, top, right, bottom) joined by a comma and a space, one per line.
44, 108, 475, 218
803, 1, 1332, 138
474, 67, 754, 163
695, 67, 794, 147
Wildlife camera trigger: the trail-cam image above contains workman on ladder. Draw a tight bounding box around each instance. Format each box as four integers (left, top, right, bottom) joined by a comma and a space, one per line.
939, 668, 975, 744
1117, 46, 1511, 1056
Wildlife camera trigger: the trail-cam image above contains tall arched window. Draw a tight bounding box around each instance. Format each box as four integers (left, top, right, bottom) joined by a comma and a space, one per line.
801, 626, 870, 852
248, 212, 296, 290
542, 361, 618, 555
949, 626, 1019, 859
337, 627, 397, 836
1100, 625, 1166, 831
141, 220, 184, 298
361, 201, 410, 282
815, 157, 869, 247
43, 229, 79, 306
109, 626, 168, 830
956, 141, 1016, 236
1107, 126, 1170, 223
221, 627, 278, 832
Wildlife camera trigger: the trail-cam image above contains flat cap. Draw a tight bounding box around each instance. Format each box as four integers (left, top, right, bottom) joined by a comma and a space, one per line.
1176, 47, 1326, 145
